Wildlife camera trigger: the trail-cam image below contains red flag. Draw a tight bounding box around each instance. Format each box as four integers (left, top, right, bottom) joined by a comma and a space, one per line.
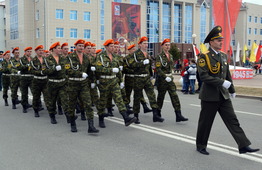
256, 45, 262, 62
213, 0, 242, 56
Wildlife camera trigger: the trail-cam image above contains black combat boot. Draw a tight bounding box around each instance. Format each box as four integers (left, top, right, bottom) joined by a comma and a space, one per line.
126, 104, 134, 115
15, 98, 21, 104
120, 111, 137, 126
34, 108, 40, 117
175, 111, 188, 122
88, 119, 99, 133
50, 114, 57, 124
80, 110, 86, 120
57, 105, 63, 115
152, 109, 164, 122
65, 114, 78, 123
126, 104, 132, 109
4, 99, 8, 106
158, 109, 162, 117
98, 114, 106, 128
107, 107, 114, 117
12, 99, 16, 109
134, 113, 140, 124
75, 103, 81, 114
70, 118, 77, 133
141, 102, 152, 113
22, 105, 27, 113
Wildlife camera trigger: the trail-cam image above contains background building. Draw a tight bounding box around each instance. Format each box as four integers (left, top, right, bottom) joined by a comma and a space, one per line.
0, 1, 5, 50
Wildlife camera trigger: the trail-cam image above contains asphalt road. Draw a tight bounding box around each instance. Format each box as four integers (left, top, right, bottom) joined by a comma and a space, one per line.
0, 91, 262, 170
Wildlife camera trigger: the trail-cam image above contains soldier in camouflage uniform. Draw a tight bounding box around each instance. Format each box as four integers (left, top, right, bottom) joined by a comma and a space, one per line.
0, 51, 11, 106
17, 47, 33, 113
127, 37, 163, 123
155, 39, 188, 122
95, 39, 137, 127
30, 45, 50, 117
66, 39, 99, 133
9, 47, 21, 109
42, 42, 69, 124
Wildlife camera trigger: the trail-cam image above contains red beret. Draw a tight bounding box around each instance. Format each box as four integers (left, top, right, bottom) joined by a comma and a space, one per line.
91, 43, 96, 47
114, 41, 119, 45
96, 49, 102, 54
12, 47, 19, 53
161, 39, 170, 46
35, 45, 44, 51
84, 41, 92, 47
127, 44, 135, 50
44, 50, 49, 53
49, 42, 60, 50
61, 42, 68, 48
74, 39, 85, 45
24, 47, 32, 52
138, 36, 148, 44
103, 39, 114, 46
3, 50, 10, 56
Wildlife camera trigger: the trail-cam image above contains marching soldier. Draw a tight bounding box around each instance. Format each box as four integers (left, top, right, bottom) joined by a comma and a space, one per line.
17, 47, 34, 113
66, 39, 99, 133
127, 37, 163, 123
0, 51, 3, 91
95, 39, 137, 127
155, 39, 188, 122
196, 26, 259, 155
10, 47, 21, 109
1, 51, 11, 106
61, 42, 69, 58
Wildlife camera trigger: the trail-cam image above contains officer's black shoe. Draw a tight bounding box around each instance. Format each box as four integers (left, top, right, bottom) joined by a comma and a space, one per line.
80, 110, 86, 120
70, 119, 77, 133
22, 105, 27, 113
239, 146, 260, 154
98, 114, 106, 128
4, 99, 9, 106
152, 109, 164, 122
120, 111, 137, 126
134, 113, 140, 124
175, 111, 188, 122
34, 109, 40, 117
12, 99, 16, 109
141, 102, 152, 113
57, 105, 63, 115
107, 107, 114, 117
88, 119, 99, 133
197, 148, 209, 155
66, 114, 78, 124
50, 114, 57, 124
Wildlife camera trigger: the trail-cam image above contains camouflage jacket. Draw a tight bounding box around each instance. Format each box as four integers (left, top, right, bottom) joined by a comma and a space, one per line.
0, 59, 11, 74
155, 51, 174, 78
18, 55, 33, 74
30, 56, 47, 77
9, 57, 20, 74
123, 54, 134, 75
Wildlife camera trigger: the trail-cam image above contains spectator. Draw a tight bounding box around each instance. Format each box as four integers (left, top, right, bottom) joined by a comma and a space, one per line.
187, 59, 197, 94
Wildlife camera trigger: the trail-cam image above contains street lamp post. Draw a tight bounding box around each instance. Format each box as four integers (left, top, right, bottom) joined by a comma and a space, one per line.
192, 34, 197, 45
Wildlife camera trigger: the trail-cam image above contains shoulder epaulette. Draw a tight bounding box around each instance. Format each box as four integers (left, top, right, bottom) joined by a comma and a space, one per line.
202, 50, 209, 55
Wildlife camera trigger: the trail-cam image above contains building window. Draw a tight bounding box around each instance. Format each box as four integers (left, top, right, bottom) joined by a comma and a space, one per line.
56, 9, 64, 19
248, 40, 251, 46
70, 0, 77, 2
254, 28, 257, 35
84, 12, 91, 21
248, 16, 252, 22
114, 0, 121, 2
232, 40, 235, 46
147, 1, 159, 43
130, 0, 138, 4
70, 28, 77, 38
174, 4, 182, 43
260, 40, 262, 45
84, 29, 91, 39
260, 29, 262, 35
100, 0, 105, 40
254, 17, 257, 23
248, 28, 251, 34
83, 0, 90, 3
36, 28, 40, 38
261, 17, 262, 24
10, 0, 19, 40
200, 3, 207, 43
56, 28, 64, 38
254, 40, 257, 43
185, 4, 193, 43
36, 10, 39, 20
70, 10, 77, 20
162, 3, 171, 40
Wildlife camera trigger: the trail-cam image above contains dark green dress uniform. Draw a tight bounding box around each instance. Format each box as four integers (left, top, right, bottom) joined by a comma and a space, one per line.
155, 51, 188, 122
0, 59, 11, 106
30, 56, 50, 116
42, 54, 68, 124
9, 57, 21, 109
17, 55, 33, 112
128, 49, 163, 122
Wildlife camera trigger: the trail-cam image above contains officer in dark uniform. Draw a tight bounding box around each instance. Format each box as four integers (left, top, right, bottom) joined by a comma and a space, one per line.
196, 26, 259, 155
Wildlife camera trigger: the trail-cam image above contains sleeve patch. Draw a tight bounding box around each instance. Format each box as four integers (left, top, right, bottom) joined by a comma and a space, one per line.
155, 62, 161, 67
65, 64, 70, 70
198, 58, 206, 67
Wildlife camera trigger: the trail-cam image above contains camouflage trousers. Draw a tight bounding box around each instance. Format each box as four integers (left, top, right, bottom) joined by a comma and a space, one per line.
156, 77, 181, 111
97, 77, 126, 115
89, 82, 99, 107
20, 76, 33, 106
10, 75, 20, 100
31, 78, 50, 111
106, 85, 128, 108
133, 76, 158, 114
47, 81, 68, 115
2, 75, 10, 99
67, 80, 94, 119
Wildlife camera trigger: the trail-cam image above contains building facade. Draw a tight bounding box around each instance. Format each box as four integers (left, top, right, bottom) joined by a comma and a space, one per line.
0, 2, 5, 50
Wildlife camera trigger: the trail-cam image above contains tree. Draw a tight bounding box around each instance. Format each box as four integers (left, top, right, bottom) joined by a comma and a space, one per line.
169, 43, 181, 61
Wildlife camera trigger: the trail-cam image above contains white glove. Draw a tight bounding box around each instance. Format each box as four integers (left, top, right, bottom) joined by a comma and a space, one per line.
96, 80, 100, 84
119, 66, 123, 71
222, 80, 231, 89
82, 72, 88, 78
91, 83, 96, 89
120, 82, 125, 89
91, 66, 96, 71
230, 93, 236, 98
56, 65, 62, 71
112, 68, 119, 73
165, 77, 172, 82
150, 77, 154, 81
27, 64, 30, 67
17, 71, 21, 75
143, 59, 150, 65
